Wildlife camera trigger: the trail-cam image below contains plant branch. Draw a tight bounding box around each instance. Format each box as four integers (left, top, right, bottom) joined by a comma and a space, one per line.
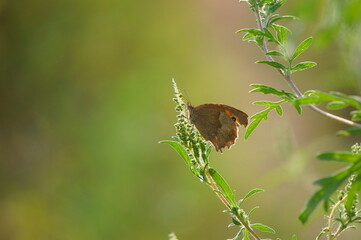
327, 196, 347, 240
200, 160, 261, 240
253, 6, 361, 128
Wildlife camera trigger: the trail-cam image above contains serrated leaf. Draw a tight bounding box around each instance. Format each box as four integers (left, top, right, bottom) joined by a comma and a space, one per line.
253, 101, 279, 106
250, 109, 269, 120
160, 140, 191, 167
251, 223, 276, 234
208, 168, 237, 208
245, 108, 273, 139
327, 101, 348, 110
291, 37, 313, 61
256, 60, 286, 70
250, 84, 281, 95
299, 176, 345, 223
299, 160, 361, 223
317, 151, 361, 163
245, 101, 287, 139
245, 117, 262, 140
298, 91, 361, 109
250, 84, 297, 101
291, 61, 317, 72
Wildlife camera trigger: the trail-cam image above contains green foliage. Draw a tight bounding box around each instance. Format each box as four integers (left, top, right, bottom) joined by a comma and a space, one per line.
239, 0, 361, 236
337, 128, 361, 136
299, 144, 361, 224
291, 37, 313, 61
251, 223, 276, 234
316, 176, 361, 240
163, 0, 361, 239
209, 168, 238, 208
293, 90, 361, 110
245, 84, 301, 139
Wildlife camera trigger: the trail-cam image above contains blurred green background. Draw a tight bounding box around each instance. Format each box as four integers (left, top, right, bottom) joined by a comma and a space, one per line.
1, 0, 361, 239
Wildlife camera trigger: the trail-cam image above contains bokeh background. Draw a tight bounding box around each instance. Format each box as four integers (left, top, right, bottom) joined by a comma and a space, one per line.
1, 0, 361, 239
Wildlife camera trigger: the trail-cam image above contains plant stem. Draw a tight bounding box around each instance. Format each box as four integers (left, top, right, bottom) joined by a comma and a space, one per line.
327, 196, 347, 240
284, 76, 361, 128
198, 156, 261, 240
253, 7, 361, 128
205, 171, 261, 240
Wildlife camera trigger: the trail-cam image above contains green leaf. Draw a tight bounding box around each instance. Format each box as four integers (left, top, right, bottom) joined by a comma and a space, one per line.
253, 101, 279, 107
243, 32, 254, 40
291, 61, 317, 72
291, 37, 313, 61
250, 84, 297, 101
329, 92, 361, 109
208, 168, 237, 208
266, 50, 284, 56
256, 60, 286, 71
275, 105, 283, 116
271, 24, 289, 44
266, 0, 286, 15
269, 15, 297, 25
231, 217, 241, 226
337, 128, 361, 136
294, 103, 302, 115
294, 90, 361, 109
160, 140, 191, 167
299, 173, 348, 223
250, 84, 282, 95
245, 117, 262, 140
251, 223, 276, 234
291, 234, 298, 240
243, 188, 264, 201
299, 160, 361, 223
351, 110, 361, 121
236, 28, 266, 37
248, 206, 259, 216
317, 151, 361, 163
245, 108, 272, 140
263, 28, 277, 43
327, 101, 348, 110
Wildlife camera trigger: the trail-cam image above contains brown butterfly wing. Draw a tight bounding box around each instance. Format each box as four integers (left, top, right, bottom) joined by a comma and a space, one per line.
188, 104, 247, 152
188, 105, 221, 146
214, 110, 239, 152
203, 104, 248, 127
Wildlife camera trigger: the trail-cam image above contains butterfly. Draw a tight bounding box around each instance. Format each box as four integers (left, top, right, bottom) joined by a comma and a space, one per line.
188, 103, 248, 152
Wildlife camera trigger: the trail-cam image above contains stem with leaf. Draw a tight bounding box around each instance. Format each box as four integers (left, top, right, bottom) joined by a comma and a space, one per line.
250, 0, 361, 128
160, 80, 274, 240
